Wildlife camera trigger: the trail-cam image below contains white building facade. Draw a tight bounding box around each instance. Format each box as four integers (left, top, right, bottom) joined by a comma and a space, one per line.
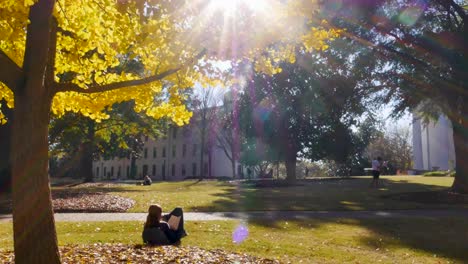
93, 122, 243, 181
412, 114, 456, 171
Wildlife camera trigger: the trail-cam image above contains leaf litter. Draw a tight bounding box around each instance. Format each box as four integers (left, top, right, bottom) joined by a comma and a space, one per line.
0, 244, 281, 263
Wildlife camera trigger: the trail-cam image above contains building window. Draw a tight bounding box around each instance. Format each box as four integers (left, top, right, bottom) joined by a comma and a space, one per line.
182, 144, 187, 157
193, 144, 197, 156
152, 164, 156, 176
117, 166, 121, 177
126, 166, 129, 177
181, 164, 186, 177
153, 147, 157, 158
111, 166, 114, 177
172, 164, 176, 177
173, 127, 177, 139
162, 164, 166, 179
172, 145, 176, 158
96, 167, 100, 177
162, 147, 166, 158
192, 163, 197, 176
144, 148, 148, 159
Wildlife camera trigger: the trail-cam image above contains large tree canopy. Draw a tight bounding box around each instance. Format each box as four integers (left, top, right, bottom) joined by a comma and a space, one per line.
0, 0, 341, 125
322, 0, 467, 192
0, 1, 339, 263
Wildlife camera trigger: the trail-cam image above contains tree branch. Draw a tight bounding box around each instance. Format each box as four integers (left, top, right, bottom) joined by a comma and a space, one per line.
56, 49, 206, 94
0, 50, 24, 92
445, 0, 467, 24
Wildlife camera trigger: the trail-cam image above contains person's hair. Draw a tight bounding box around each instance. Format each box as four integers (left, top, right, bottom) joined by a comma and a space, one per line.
377, 157, 382, 161
145, 204, 162, 228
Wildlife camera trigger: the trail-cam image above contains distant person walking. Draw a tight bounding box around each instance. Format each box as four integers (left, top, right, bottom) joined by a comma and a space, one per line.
370, 157, 383, 188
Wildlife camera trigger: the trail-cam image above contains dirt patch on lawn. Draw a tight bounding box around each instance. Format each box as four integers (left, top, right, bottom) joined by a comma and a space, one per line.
0, 244, 281, 263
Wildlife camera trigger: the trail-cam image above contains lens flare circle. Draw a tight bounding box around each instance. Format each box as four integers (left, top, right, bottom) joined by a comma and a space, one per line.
232, 224, 249, 244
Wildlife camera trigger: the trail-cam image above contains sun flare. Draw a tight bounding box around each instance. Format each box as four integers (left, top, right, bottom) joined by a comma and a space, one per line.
208, 0, 270, 15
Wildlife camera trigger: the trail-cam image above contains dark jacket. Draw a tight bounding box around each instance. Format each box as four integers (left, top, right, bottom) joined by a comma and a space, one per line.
142, 222, 177, 244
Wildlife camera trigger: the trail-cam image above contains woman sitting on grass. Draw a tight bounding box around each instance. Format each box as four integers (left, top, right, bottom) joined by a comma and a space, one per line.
142, 204, 187, 245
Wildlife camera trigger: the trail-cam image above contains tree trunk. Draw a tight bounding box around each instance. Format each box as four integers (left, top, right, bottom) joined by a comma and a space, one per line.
81, 141, 94, 182
451, 121, 468, 193
285, 154, 297, 183
199, 127, 205, 180
11, 1, 60, 263
130, 154, 137, 180
208, 147, 212, 178
231, 158, 236, 179
0, 100, 12, 193
82, 119, 95, 182
12, 95, 59, 264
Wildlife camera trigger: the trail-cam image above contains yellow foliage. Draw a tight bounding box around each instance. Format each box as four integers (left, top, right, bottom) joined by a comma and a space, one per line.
0, 0, 341, 124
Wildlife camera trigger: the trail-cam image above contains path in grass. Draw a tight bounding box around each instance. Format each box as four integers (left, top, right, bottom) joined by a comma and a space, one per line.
1, 208, 468, 222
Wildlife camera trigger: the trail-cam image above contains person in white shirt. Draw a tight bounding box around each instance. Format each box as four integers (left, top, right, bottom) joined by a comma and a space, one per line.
370, 157, 383, 188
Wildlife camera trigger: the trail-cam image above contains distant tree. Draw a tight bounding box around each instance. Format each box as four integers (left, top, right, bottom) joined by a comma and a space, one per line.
190, 88, 222, 179
49, 101, 163, 182
345, 117, 384, 176
216, 91, 241, 178
239, 57, 367, 182
366, 125, 413, 174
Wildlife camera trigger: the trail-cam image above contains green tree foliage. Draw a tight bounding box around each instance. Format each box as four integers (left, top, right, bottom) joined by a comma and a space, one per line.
238, 56, 368, 181
49, 101, 163, 182
366, 125, 413, 174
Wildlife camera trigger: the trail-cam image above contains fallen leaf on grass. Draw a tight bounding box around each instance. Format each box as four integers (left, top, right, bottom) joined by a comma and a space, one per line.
52, 192, 135, 212
2, 186, 135, 213
0, 244, 282, 264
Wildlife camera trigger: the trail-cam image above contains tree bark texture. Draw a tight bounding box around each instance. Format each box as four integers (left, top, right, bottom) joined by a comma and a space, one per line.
82, 119, 95, 182
0, 101, 12, 192
11, 0, 61, 263
451, 117, 468, 194
285, 151, 297, 183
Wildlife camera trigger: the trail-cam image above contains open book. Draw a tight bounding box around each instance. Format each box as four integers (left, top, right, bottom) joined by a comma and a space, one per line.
167, 215, 181, 230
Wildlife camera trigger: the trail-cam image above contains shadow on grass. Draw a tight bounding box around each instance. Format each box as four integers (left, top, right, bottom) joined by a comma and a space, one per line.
356, 217, 468, 262
188, 178, 466, 261
242, 215, 468, 262
190, 178, 460, 213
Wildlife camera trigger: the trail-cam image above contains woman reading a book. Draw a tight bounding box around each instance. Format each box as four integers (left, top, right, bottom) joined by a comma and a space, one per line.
142, 204, 187, 245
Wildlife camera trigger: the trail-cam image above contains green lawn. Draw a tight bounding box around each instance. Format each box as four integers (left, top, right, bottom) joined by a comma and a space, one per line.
1, 217, 466, 263
54, 176, 461, 212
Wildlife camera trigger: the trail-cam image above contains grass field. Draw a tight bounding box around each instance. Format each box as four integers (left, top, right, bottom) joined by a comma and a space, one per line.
1, 217, 467, 263
52, 176, 462, 212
